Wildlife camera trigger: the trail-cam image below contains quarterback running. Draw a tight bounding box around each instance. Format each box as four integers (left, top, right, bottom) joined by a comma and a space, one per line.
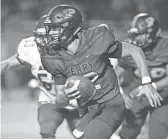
20, 5, 162, 139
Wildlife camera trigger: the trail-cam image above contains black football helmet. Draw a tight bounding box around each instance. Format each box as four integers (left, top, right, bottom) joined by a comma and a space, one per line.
128, 13, 160, 49
43, 5, 82, 55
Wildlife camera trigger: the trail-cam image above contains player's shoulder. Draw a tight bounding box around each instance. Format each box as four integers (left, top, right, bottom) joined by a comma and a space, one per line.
17, 36, 38, 58
17, 36, 35, 52
17, 36, 40, 65
84, 24, 115, 41
80, 24, 116, 54
87, 24, 109, 34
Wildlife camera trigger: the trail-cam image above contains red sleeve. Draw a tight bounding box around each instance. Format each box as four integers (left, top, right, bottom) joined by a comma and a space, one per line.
86, 24, 122, 58
106, 40, 123, 58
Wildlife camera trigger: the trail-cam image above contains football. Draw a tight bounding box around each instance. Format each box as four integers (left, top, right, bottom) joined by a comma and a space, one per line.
66, 75, 96, 101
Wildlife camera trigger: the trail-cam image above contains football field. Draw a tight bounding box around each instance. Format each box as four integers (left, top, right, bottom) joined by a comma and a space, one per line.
1, 89, 148, 139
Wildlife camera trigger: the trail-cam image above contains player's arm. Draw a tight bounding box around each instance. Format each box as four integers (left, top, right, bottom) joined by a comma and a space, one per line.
1, 36, 36, 74
95, 25, 162, 107
114, 65, 125, 80
113, 64, 133, 109
1, 54, 23, 74
95, 25, 149, 78
120, 42, 163, 107
101, 26, 163, 107
120, 42, 150, 78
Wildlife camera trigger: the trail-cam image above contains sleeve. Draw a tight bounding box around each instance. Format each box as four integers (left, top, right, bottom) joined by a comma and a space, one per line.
86, 24, 122, 58
17, 41, 29, 65
118, 56, 137, 69
106, 40, 123, 58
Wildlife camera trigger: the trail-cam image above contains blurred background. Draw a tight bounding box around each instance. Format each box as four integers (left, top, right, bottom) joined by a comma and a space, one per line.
1, 0, 168, 138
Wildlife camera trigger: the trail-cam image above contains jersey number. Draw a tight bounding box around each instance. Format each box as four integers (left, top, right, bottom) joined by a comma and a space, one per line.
38, 73, 52, 91
83, 72, 101, 90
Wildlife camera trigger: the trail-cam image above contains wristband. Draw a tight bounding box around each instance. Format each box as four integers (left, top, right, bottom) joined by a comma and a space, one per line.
142, 76, 152, 84
152, 82, 157, 89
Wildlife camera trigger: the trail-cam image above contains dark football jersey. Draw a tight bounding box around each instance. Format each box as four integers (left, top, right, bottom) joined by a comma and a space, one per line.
41, 25, 123, 103
119, 36, 168, 93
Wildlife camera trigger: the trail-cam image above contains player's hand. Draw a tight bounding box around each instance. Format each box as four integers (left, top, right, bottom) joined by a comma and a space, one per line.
135, 84, 163, 107
64, 80, 81, 99
122, 93, 132, 109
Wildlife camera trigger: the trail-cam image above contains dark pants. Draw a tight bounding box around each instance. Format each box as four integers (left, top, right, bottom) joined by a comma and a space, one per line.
38, 103, 79, 139
119, 98, 168, 139
82, 101, 125, 139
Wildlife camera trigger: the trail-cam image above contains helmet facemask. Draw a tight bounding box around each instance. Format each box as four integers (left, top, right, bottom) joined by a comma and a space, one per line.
45, 22, 69, 51
44, 20, 82, 55
34, 27, 48, 54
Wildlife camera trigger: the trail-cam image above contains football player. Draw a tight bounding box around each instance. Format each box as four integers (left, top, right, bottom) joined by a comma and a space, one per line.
21, 5, 162, 139
1, 16, 80, 139
116, 13, 168, 138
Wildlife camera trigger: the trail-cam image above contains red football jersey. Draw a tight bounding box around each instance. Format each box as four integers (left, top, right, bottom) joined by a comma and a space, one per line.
41, 25, 123, 103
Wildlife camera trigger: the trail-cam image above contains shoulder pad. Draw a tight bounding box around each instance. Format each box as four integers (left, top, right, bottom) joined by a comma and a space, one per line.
85, 24, 116, 55
17, 36, 41, 66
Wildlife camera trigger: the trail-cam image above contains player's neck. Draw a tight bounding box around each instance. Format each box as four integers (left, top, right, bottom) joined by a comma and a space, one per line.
66, 39, 79, 55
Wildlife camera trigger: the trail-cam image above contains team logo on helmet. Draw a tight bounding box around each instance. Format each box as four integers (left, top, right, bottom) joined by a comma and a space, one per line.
63, 9, 76, 17
55, 8, 76, 20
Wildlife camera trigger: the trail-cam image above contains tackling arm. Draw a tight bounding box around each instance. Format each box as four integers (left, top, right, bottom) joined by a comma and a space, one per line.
121, 42, 149, 78
121, 42, 163, 107
1, 54, 22, 74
